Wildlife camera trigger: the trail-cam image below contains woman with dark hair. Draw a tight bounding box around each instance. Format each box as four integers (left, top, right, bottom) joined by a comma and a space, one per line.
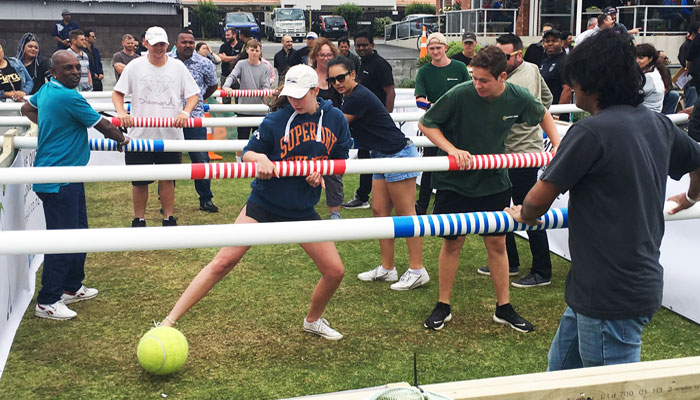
195, 42, 221, 65
16, 33, 50, 95
636, 43, 665, 113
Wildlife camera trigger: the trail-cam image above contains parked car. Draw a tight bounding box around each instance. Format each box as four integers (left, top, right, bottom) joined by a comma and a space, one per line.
398, 14, 439, 38
221, 12, 262, 40
312, 15, 348, 39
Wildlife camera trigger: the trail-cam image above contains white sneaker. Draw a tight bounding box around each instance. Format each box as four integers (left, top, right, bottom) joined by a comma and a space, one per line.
303, 318, 343, 340
390, 269, 430, 291
35, 300, 77, 320
357, 265, 399, 282
61, 285, 98, 305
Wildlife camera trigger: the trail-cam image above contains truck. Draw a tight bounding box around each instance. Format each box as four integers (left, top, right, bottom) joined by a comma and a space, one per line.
263, 8, 306, 42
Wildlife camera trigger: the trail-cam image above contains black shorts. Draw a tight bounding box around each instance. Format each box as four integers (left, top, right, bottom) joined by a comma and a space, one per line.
124, 151, 182, 186
432, 189, 511, 239
245, 201, 321, 223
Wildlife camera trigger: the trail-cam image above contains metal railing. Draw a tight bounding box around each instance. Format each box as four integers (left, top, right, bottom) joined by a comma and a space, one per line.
582, 5, 693, 36
445, 8, 517, 36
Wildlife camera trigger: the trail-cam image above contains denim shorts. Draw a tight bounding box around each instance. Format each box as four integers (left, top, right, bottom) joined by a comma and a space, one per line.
370, 142, 421, 183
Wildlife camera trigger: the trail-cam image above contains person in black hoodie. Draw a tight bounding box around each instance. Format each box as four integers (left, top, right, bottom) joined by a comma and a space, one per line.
160, 65, 353, 341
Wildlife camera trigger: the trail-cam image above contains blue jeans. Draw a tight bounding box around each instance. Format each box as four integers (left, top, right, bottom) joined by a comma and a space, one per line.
370, 143, 421, 183
547, 307, 651, 371
183, 127, 213, 203
36, 183, 88, 304
685, 86, 698, 109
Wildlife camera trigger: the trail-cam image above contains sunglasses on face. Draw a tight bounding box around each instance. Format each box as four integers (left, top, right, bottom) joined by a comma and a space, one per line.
326, 71, 351, 84
505, 50, 521, 60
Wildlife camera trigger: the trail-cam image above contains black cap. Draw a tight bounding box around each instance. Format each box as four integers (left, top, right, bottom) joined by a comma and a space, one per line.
543, 29, 562, 39
462, 31, 477, 43
603, 6, 617, 15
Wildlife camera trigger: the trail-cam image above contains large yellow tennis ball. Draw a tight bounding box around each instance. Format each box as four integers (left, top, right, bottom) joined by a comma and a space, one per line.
137, 326, 188, 375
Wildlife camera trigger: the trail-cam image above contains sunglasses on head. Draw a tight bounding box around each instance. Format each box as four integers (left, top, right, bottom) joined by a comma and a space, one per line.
326, 71, 351, 85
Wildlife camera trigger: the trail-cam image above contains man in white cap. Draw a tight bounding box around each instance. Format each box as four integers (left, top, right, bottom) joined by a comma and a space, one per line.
295, 31, 318, 65
112, 26, 200, 228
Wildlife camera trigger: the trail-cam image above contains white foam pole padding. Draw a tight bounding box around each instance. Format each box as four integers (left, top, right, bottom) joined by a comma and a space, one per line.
0, 152, 553, 184
213, 89, 274, 98
0, 208, 568, 255
549, 104, 582, 114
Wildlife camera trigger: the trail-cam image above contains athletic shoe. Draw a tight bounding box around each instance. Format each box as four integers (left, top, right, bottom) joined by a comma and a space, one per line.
357, 265, 398, 282
61, 285, 98, 305
303, 318, 343, 340
493, 303, 535, 333
131, 218, 146, 227
415, 202, 427, 215
341, 196, 370, 209
35, 300, 77, 320
200, 200, 219, 213
477, 265, 519, 276
511, 272, 551, 288
390, 268, 430, 291
424, 302, 452, 330
162, 216, 178, 226
330, 211, 342, 220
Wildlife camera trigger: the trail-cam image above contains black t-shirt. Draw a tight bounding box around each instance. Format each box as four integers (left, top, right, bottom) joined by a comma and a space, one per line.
318, 86, 342, 108
27, 56, 51, 95
357, 51, 394, 106
274, 48, 298, 78
523, 42, 544, 67
219, 41, 243, 77
540, 51, 566, 103
451, 52, 472, 66
342, 83, 406, 153
0, 61, 21, 93
294, 46, 311, 66
541, 104, 700, 320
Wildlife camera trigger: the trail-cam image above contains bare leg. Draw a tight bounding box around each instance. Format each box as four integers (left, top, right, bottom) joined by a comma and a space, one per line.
300, 241, 345, 322
132, 185, 149, 219
371, 178, 396, 269
386, 178, 423, 269
438, 237, 466, 304
158, 180, 175, 218
161, 206, 255, 326
483, 235, 509, 306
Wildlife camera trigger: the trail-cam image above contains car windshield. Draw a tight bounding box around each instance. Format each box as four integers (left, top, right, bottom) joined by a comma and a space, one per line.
227, 13, 254, 24
276, 9, 304, 20
403, 14, 432, 22
325, 17, 345, 25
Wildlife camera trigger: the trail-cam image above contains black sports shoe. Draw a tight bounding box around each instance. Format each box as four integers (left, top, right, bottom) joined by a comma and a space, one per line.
341, 196, 370, 209
424, 302, 452, 330
200, 200, 219, 213
477, 265, 519, 276
493, 303, 534, 333
131, 218, 146, 227
162, 216, 178, 226
511, 272, 551, 288
415, 202, 427, 215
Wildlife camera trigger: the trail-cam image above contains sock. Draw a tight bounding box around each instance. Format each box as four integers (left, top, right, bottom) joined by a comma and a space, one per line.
408, 267, 425, 275
380, 266, 394, 273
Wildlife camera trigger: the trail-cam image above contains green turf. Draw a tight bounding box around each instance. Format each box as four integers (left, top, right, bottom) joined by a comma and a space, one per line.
1, 154, 699, 399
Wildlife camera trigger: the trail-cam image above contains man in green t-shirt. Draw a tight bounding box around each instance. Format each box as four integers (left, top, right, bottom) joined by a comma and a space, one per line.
414, 32, 471, 215
418, 46, 559, 333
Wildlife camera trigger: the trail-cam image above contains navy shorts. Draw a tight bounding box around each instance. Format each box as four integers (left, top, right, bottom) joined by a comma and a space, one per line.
124, 151, 181, 186
432, 188, 511, 239
245, 201, 321, 223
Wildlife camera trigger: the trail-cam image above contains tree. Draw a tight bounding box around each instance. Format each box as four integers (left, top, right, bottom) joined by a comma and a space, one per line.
197, 0, 219, 39
405, 3, 437, 15
333, 3, 363, 33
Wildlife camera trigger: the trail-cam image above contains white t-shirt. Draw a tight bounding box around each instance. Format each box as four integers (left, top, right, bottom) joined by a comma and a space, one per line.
113, 56, 199, 140
642, 69, 665, 113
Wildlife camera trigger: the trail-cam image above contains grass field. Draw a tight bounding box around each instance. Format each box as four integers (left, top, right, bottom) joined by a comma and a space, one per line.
1, 154, 699, 399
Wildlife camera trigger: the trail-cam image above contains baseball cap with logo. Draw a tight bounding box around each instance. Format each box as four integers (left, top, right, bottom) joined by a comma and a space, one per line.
603, 6, 617, 15
427, 32, 447, 45
145, 26, 169, 45
462, 31, 477, 43
306, 32, 318, 39
279, 65, 319, 99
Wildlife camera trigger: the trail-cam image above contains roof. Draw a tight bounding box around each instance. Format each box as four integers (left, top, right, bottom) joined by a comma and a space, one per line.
48, 0, 180, 4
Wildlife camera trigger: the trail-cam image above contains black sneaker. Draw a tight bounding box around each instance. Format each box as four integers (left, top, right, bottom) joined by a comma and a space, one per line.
199, 200, 219, 213
423, 302, 452, 330
341, 196, 370, 209
415, 202, 427, 215
131, 218, 146, 227
511, 272, 551, 288
162, 216, 178, 226
477, 265, 519, 276
493, 303, 534, 333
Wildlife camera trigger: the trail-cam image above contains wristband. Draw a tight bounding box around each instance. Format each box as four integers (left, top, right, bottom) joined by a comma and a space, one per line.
686, 192, 697, 205
179, 110, 190, 117
118, 135, 130, 146
416, 100, 431, 109
164, 316, 177, 325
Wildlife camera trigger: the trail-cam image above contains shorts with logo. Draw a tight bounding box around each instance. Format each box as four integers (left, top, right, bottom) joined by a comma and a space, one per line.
433, 188, 511, 239
370, 142, 421, 183
124, 151, 182, 186
245, 201, 321, 223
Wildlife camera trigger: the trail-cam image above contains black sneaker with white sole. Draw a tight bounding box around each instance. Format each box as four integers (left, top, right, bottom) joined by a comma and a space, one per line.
493, 303, 534, 333
477, 265, 519, 276
424, 302, 452, 330
511, 272, 551, 288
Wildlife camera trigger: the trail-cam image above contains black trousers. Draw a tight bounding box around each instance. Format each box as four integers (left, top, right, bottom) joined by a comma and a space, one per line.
416, 146, 439, 209
354, 149, 372, 202
505, 167, 552, 278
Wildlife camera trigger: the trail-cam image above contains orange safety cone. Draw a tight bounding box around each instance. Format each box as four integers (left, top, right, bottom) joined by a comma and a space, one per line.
205, 111, 223, 160
419, 25, 428, 59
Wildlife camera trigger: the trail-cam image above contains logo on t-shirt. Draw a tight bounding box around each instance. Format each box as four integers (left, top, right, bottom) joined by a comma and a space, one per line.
502, 114, 519, 121
138, 74, 177, 108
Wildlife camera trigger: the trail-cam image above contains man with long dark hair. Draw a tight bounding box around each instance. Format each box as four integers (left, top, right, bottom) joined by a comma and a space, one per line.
506, 29, 700, 369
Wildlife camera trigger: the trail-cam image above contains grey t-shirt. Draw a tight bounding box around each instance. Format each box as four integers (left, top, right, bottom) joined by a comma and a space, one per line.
541, 104, 700, 320
223, 60, 270, 105
112, 50, 140, 81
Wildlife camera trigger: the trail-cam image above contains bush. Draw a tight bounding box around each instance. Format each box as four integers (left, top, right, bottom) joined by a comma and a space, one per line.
196, 0, 219, 39
374, 16, 393, 36
334, 3, 364, 33
397, 78, 416, 88
405, 3, 437, 15
417, 40, 482, 67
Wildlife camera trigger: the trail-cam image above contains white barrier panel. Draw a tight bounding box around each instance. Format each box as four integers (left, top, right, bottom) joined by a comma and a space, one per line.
0, 153, 554, 185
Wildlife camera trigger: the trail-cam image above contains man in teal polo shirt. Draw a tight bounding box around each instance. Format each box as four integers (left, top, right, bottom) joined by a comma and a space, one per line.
21, 50, 129, 320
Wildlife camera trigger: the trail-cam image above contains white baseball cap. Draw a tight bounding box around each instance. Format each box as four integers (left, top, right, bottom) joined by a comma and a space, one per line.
279, 65, 319, 99
306, 32, 318, 39
145, 26, 168, 45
